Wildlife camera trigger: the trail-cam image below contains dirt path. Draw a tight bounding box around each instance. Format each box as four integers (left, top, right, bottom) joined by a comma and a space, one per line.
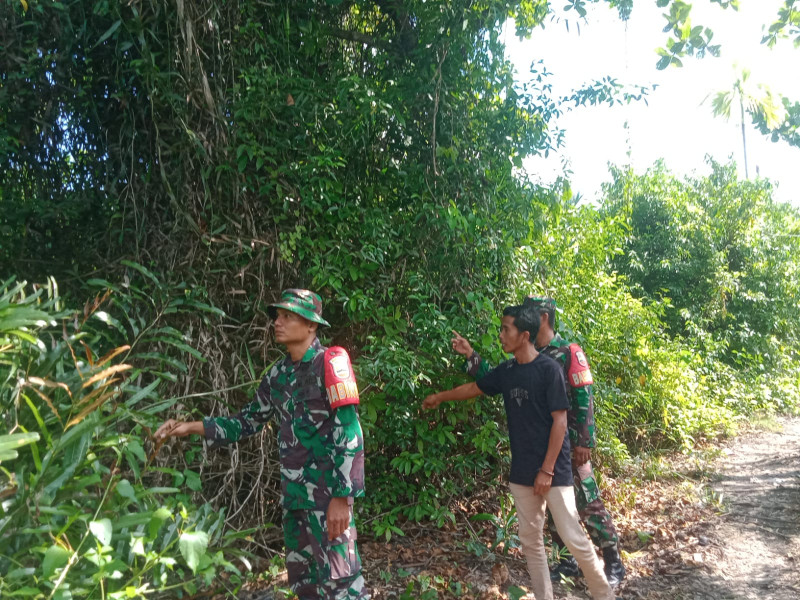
241, 417, 800, 599
358, 416, 800, 599
620, 416, 800, 600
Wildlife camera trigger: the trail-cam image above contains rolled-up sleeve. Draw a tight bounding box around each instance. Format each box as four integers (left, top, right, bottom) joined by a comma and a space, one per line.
561, 348, 596, 448
329, 404, 365, 498
203, 376, 276, 449
464, 351, 492, 379
570, 383, 595, 448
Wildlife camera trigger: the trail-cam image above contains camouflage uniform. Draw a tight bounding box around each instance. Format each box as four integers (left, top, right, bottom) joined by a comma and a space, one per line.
204, 337, 369, 599
465, 334, 620, 552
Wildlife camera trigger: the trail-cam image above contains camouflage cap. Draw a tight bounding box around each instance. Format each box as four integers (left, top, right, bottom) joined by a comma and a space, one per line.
525, 297, 557, 312
268, 289, 330, 327
524, 296, 558, 328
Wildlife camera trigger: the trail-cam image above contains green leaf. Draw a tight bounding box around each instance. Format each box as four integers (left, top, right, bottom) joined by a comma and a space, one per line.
182, 299, 226, 317
90, 518, 113, 546
179, 530, 210, 574
8, 587, 42, 597
86, 278, 121, 292
5, 568, 35, 580
52, 589, 72, 600
4, 329, 40, 344
124, 379, 160, 407
116, 478, 137, 502
93, 310, 126, 335
131, 536, 146, 557
184, 469, 202, 491
126, 439, 147, 463
508, 585, 527, 600
147, 486, 181, 494
43, 423, 92, 495
115, 512, 154, 530
469, 513, 497, 521
94, 19, 122, 48
43, 544, 71, 577
0, 432, 40, 463
121, 259, 161, 285
0, 306, 52, 330
148, 507, 172, 539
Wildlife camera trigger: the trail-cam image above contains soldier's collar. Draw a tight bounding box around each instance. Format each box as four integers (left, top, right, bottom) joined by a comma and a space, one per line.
299, 337, 323, 363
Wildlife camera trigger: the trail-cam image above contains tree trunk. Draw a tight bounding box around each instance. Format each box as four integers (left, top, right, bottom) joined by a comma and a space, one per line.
740, 96, 749, 179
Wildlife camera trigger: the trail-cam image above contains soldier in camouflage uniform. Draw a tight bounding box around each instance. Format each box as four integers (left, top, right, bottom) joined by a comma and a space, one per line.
155, 289, 369, 599
451, 297, 625, 587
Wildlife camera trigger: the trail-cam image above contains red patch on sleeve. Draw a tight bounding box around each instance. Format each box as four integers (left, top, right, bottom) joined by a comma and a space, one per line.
567, 343, 594, 387
324, 347, 360, 409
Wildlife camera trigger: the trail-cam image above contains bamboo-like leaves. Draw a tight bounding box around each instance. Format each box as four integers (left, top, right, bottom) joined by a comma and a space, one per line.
2, 258, 233, 596
24, 386, 64, 427
66, 388, 120, 430
96, 345, 131, 367
0, 432, 41, 463
26, 377, 72, 396
80, 364, 133, 390
60, 359, 133, 429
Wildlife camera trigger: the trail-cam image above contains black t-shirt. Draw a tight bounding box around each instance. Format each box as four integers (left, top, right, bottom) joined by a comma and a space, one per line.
476, 353, 572, 487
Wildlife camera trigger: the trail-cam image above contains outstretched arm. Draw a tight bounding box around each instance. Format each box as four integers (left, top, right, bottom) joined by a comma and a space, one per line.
422, 381, 483, 410
155, 376, 276, 447
155, 420, 203, 439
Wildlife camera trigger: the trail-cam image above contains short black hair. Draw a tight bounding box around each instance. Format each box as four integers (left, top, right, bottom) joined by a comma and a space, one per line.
502, 303, 540, 342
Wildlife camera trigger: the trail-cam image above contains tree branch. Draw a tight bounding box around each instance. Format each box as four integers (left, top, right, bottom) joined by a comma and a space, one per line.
327, 27, 392, 51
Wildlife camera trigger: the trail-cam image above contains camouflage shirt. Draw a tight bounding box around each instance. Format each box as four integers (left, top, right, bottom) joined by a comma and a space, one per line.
465, 334, 596, 448
203, 338, 365, 510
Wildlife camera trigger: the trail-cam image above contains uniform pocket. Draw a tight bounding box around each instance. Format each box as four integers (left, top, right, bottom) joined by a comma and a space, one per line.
328, 539, 361, 580
576, 462, 600, 504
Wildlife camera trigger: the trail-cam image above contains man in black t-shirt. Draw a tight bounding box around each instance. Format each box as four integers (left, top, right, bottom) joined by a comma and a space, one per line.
422, 304, 613, 600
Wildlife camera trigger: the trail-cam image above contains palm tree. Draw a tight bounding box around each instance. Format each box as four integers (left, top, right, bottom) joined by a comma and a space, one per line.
706, 67, 786, 179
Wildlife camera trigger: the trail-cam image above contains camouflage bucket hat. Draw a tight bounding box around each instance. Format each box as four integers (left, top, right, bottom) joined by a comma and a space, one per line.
268, 289, 330, 327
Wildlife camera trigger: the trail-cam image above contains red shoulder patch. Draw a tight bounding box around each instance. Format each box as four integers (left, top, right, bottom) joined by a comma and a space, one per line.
566, 343, 594, 387
324, 347, 360, 409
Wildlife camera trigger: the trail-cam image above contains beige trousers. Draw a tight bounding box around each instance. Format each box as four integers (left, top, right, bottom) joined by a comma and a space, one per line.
509, 482, 614, 600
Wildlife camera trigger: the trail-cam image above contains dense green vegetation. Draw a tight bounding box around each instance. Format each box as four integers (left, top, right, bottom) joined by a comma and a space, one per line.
2, 1, 799, 598
0, 277, 252, 598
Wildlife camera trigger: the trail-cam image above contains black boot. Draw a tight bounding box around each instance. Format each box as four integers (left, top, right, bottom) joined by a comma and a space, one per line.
602, 545, 626, 587
549, 554, 581, 582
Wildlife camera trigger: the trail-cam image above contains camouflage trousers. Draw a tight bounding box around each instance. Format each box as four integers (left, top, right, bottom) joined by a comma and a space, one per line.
283, 506, 370, 600
547, 461, 620, 552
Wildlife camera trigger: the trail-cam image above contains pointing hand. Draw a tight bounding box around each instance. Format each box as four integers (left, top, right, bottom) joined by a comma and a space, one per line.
422, 394, 443, 410
450, 330, 474, 358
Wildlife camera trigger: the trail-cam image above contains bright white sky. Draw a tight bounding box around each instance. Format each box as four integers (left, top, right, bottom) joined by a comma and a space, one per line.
507, 0, 800, 205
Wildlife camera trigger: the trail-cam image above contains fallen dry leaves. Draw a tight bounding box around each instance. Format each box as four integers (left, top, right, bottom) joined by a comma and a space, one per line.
356, 449, 728, 600
233, 418, 800, 599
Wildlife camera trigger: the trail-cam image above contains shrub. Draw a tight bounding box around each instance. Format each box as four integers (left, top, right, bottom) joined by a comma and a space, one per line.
0, 277, 248, 599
